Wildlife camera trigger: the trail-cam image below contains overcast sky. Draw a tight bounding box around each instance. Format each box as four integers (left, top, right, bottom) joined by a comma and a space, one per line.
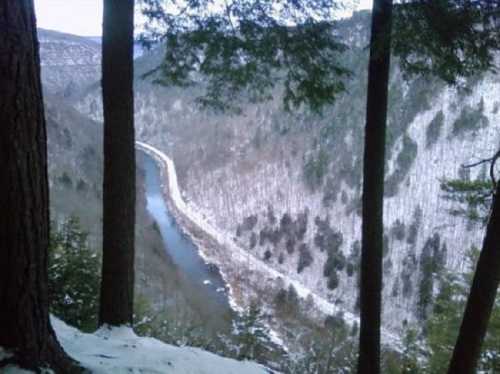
34, 0, 373, 36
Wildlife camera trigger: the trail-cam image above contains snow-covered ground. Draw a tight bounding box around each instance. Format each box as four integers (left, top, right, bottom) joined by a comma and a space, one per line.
1, 317, 270, 374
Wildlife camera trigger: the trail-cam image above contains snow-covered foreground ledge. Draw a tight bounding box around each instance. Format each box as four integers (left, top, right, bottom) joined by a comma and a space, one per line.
2, 317, 270, 374
135, 141, 402, 350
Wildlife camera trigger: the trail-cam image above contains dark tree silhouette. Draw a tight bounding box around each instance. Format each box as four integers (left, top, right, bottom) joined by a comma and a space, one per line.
448, 153, 500, 374
0, 1, 80, 371
357, 1, 393, 373
99, 0, 136, 326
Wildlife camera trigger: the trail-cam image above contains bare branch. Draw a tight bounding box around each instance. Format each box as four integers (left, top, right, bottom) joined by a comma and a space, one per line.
489, 149, 500, 189
462, 148, 500, 190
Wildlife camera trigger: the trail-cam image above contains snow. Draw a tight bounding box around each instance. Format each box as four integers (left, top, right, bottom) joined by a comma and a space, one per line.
135, 141, 403, 349
1, 367, 35, 374
0, 347, 13, 361
0, 348, 33, 374
1, 317, 270, 374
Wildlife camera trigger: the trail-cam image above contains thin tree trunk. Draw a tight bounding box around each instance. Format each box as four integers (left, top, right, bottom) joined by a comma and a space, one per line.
357, 1, 393, 373
447, 181, 500, 374
0, 1, 81, 371
99, 0, 136, 326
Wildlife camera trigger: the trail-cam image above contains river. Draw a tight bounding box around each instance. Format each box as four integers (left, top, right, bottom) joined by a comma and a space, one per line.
140, 151, 235, 334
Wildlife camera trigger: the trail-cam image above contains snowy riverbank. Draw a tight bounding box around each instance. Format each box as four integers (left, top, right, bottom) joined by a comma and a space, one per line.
135, 142, 402, 350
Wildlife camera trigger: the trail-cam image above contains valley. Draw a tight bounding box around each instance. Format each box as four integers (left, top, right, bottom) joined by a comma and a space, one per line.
39, 9, 500, 362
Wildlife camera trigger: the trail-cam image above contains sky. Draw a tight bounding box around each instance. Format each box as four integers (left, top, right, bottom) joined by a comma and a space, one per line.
34, 0, 373, 37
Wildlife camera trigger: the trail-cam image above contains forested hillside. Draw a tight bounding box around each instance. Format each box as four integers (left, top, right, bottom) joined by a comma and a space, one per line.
70, 11, 500, 331
2, 0, 499, 371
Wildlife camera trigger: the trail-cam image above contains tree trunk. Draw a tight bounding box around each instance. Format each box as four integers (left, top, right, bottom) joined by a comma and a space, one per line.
0, 1, 81, 372
357, 1, 393, 374
99, 0, 136, 326
447, 180, 500, 374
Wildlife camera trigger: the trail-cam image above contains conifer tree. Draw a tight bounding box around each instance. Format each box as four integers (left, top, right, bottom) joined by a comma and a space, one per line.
0, 1, 80, 371
99, 0, 136, 327
232, 303, 273, 361
48, 217, 101, 332
357, 2, 393, 372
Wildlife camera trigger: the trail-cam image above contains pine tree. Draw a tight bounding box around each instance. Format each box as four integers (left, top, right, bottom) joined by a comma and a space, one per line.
232, 303, 273, 361
99, 0, 136, 327
357, 2, 393, 372
0, 1, 80, 371
48, 217, 101, 332
400, 328, 421, 373
448, 178, 500, 373
425, 248, 500, 373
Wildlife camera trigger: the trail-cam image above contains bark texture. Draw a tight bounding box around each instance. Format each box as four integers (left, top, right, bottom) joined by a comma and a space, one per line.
357, 1, 393, 373
0, 1, 81, 372
99, 0, 136, 326
447, 181, 500, 374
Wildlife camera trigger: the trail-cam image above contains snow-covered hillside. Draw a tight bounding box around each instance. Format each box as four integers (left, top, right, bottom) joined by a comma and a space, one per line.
38, 10, 500, 337
38, 29, 101, 98
1, 318, 270, 374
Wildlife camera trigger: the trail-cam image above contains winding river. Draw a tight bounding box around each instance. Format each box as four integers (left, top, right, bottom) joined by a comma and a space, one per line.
140, 150, 234, 333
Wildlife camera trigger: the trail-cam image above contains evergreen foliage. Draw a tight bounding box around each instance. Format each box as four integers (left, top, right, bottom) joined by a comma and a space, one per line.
393, 1, 500, 85
297, 243, 313, 273
58, 172, 73, 188
385, 134, 418, 197
441, 177, 492, 223
425, 110, 444, 148
406, 205, 423, 245
282, 313, 357, 373
140, 0, 350, 113
231, 303, 274, 361
390, 219, 406, 241
386, 77, 435, 155
132, 295, 222, 351
295, 210, 309, 240
401, 248, 500, 373
401, 253, 417, 299
417, 233, 446, 321
48, 217, 100, 332
451, 99, 489, 137
286, 238, 296, 254
400, 328, 421, 374
275, 285, 300, 317
249, 232, 257, 249
303, 148, 329, 190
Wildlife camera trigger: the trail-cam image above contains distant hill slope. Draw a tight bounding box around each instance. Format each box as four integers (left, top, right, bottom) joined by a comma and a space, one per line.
38, 28, 101, 98
41, 12, 500, 335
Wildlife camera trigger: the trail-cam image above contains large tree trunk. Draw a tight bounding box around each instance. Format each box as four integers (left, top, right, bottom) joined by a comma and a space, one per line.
447, 180, 500, 374
0, 1, 80, 372
99, 0, 136, 326
357, 1, 393, 373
